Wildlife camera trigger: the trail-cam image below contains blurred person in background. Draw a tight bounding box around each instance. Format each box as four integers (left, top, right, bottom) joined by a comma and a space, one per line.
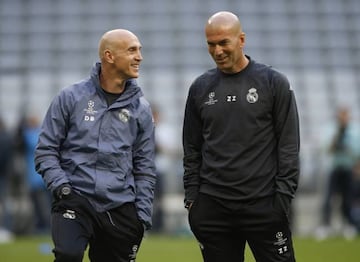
182, 11, 300, 262
152, 103, 185, 235
0, 117, 14, 242
7, 114, 37, 235
316, 107, 360, 240
23, 115, 51, 234
35, 29, 156, 262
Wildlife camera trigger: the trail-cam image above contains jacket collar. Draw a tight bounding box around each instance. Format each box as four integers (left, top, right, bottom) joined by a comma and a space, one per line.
90, 62, 143, 106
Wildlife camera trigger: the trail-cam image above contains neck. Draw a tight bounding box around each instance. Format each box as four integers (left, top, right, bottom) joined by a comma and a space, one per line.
221, 55, 249, 74
234, 55, 249, 73
99, 69, 126, 94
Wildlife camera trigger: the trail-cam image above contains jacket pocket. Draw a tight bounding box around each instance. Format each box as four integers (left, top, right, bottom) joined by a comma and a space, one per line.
97, 151, 131, 173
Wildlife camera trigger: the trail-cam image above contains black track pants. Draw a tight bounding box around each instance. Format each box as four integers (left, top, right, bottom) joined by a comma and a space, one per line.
188, 193, 296, 262
51, 192, 144, 262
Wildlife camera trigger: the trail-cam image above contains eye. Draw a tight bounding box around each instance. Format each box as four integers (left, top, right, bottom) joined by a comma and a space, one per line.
218, 40, 229, 46
128, 46, 141, 53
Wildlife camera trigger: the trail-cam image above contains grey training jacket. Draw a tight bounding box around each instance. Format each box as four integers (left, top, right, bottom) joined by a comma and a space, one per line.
35, 62, 156, 228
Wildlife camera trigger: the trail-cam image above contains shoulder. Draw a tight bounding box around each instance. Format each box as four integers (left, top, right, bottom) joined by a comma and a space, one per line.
250, 59, 289, 86
56, 77, 95, 103
188, 68, 219, 95
135, 97, 154, 129
138, 96, 152, 113
132, 96, 152, 119
252, 62, 291, 100
191, 68, 217, 87
61, 77, 94, 96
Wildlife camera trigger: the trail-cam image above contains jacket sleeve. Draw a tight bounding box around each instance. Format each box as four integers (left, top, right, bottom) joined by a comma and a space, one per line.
272, 73, 300, 200
34, 92, 71, 194
182, 83, 203, 202
133, 99, 157, 229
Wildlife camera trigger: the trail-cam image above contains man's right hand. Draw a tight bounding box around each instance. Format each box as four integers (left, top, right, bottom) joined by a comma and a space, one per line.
54, 183, 72, 200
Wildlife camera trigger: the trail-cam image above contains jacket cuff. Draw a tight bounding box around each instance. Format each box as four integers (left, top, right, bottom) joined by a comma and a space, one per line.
184, 185, 199, 203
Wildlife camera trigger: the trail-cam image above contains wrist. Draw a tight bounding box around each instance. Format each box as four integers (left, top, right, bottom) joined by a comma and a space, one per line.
56, 183, 72, 199
184, 200, 194, 209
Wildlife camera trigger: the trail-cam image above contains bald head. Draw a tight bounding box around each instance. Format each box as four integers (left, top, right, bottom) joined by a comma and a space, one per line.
206, 11, 242, 34
205, 11, 248, 74
97, 28, 143, 86
98, 29, 139, 61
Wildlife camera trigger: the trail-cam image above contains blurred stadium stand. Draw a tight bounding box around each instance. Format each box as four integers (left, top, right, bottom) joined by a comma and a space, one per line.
1, 0, 360, 235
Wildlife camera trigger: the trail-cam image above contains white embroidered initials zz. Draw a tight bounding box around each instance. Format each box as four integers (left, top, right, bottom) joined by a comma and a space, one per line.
227, 95, 236, 102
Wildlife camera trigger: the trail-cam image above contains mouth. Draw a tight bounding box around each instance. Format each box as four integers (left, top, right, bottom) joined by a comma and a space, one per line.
215, 56, 228, 64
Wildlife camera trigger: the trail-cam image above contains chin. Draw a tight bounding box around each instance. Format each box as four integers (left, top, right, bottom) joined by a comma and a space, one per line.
131, 71, 140, 78
217, 65, 229, 71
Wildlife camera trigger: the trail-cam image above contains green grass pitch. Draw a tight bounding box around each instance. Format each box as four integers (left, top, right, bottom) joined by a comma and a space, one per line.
0, 234, 359, 261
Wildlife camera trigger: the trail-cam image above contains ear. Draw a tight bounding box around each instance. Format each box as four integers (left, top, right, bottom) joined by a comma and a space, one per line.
239, 32, 246, 48
104, 49, 114, 63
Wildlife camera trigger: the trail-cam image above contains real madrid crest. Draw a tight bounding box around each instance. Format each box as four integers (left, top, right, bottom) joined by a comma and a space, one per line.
246, 88, 258, 103
119, 108, 130, 123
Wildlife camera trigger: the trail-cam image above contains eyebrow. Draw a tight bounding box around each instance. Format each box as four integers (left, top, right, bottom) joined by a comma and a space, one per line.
128, 44, 142, 50
207, 39, 230, 45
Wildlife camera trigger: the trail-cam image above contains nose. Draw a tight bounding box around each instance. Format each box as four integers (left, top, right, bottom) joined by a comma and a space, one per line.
213, 45, 223, 56
136, 51, 143, 61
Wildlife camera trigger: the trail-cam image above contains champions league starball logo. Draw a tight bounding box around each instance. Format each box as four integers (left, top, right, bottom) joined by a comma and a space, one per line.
83, 100, 98, 121
274, 231, 288, 255
205, 92, 218, 105
84, 100, 97, 114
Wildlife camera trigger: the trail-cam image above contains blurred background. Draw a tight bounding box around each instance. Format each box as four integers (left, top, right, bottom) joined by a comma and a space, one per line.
1, 0, 360, 242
